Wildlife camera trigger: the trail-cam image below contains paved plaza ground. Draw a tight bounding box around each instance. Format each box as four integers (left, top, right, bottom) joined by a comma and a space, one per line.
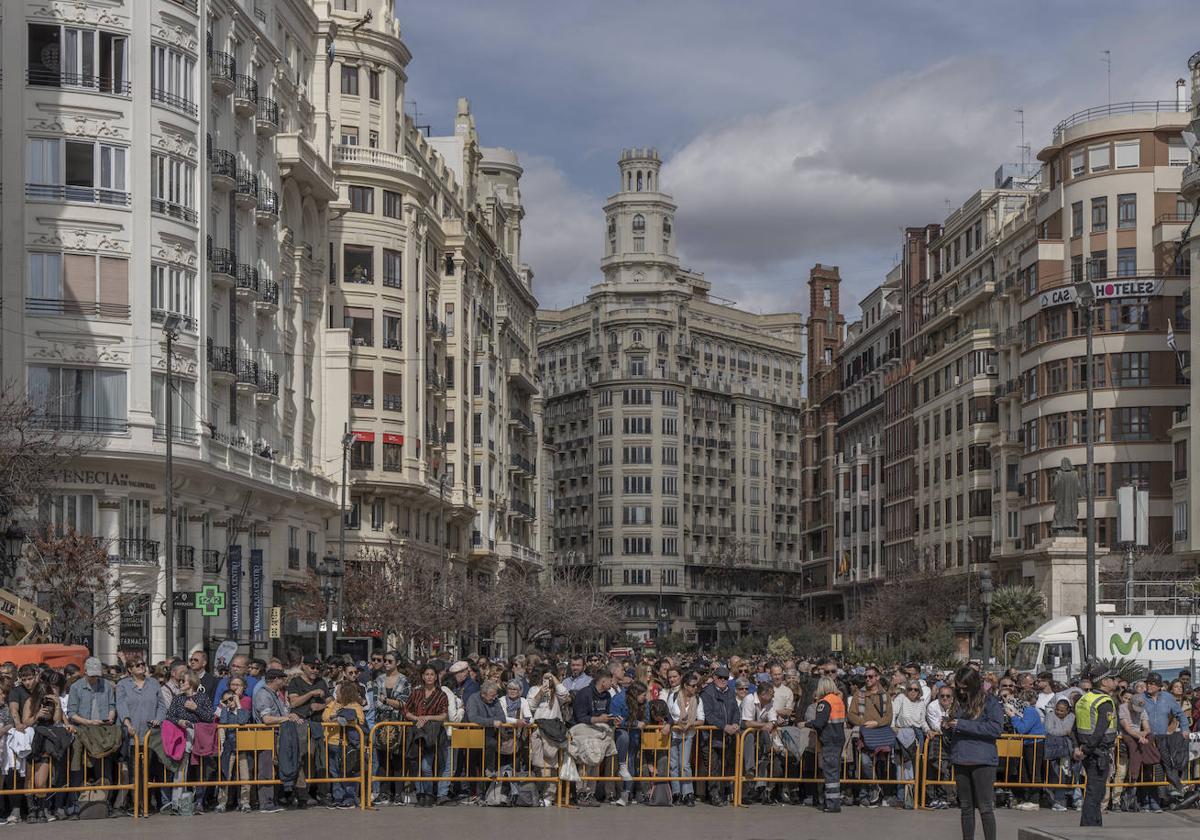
5, 805, 1197, 840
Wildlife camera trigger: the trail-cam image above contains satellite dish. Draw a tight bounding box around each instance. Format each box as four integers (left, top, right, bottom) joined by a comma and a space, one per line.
1184, 130, 1198, 152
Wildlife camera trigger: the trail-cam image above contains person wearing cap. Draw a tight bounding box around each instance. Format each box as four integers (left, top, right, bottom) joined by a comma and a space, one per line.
698, 665, 739, 806
67, 657, 118, 812
1072, 662, 1117, 827
1139, 672, 1185, 811
288, 656, 331, 807
252, 669, 300, 813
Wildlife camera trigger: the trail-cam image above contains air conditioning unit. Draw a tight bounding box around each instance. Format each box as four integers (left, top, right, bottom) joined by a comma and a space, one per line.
985, 365, 997, 375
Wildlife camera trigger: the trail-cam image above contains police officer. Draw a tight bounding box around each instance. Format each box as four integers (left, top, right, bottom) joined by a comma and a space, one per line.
804, 675, 846, 813
1073, 661, 1117, 827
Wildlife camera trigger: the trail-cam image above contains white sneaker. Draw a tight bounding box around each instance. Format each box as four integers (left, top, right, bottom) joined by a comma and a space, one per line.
618, 763, 632, 783
1015, 801, 1038, 811
541, 798, 554, 808
4, 814, 18, 825
614, 794, 628, 807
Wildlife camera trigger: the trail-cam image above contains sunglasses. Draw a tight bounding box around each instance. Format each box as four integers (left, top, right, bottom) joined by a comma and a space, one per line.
939, 693, 953, 699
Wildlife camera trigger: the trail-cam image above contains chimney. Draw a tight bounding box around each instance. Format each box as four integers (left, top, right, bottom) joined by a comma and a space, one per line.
1178, 78, 1188, 110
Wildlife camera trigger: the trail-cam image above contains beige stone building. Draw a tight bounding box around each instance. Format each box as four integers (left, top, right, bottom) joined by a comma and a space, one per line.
321, 2, 542, 655
538, 149, 806, 645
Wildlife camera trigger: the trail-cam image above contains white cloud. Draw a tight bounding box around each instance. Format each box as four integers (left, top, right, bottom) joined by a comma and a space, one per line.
519, 155, 601, 309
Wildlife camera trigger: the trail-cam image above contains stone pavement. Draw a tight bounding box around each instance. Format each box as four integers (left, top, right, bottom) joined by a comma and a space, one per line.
3, 805, 1195, 840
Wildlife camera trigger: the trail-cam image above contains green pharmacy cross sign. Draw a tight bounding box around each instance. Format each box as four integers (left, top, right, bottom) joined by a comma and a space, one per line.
195, 584, 226, 617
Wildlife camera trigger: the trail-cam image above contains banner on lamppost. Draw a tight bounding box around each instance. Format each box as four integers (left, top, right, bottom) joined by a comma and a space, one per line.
250, 548, 264, 639
227, 545, 242, 638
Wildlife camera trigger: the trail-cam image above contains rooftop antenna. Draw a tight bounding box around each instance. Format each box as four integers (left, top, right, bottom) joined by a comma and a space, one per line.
407, 98, 431, 138
1102, 50, 1112, 106
1014, 107, 1030, 168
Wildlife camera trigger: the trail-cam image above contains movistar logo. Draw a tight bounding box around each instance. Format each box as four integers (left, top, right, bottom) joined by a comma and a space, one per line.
1110, 632, 1143, 656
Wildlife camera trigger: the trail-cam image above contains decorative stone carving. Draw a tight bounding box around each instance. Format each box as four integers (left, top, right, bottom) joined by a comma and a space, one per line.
29, 229, 129, 255
29, 112, 124, 139
30, 1, 125, 27
152, 351, 197, 378
153, 241, 198, 268
153, 131, 199, 160
151, 22, 198, 53
28, 341, 128, 365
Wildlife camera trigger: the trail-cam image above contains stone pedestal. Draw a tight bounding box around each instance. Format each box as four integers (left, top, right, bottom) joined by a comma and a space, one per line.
1031, 536, 1089, 617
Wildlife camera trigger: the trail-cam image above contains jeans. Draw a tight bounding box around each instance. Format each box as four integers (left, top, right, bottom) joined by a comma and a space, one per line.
416, 741, 451, 798
328, 749, 358, 806
669, 732, 695, 796
953, 763, 996, 840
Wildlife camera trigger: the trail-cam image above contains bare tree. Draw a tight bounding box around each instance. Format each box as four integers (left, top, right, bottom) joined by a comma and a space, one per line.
492, 567, 622, 651
0, 384, 93, 521
707, 538, 752, 642
18, 529, 134, 644
845, 561, 972, 647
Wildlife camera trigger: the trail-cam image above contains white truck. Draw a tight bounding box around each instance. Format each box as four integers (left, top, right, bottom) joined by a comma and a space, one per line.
1014, 613, 1200, 683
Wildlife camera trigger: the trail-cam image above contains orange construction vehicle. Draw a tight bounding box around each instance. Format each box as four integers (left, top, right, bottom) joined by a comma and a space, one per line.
0, 589, 88, 669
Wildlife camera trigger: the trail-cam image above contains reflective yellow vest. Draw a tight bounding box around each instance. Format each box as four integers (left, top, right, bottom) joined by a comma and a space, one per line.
1074, 690, 1116, 735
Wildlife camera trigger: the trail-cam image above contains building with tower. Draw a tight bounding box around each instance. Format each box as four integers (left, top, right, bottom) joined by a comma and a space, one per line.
538, 148, 806, 644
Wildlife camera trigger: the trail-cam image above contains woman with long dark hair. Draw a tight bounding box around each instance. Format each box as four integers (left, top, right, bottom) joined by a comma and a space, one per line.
942, 666, 1003, 840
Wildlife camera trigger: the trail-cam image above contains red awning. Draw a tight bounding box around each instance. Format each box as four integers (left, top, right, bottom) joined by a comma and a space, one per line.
352, 431, 375, 442
383, 433, 404, 445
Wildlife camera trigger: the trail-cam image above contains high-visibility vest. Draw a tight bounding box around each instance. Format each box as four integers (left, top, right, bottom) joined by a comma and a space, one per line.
1074, 690, 1116, 735
823, 692, 846, 723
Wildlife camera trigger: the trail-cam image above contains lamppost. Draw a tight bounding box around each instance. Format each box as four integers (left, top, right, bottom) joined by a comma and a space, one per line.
1073, 268, 1097, 658
2, 520, 25, 587
979, 568, 993, 668
337, 425, 352, 644
162, 312, 182, 660
316, 555, 343, 658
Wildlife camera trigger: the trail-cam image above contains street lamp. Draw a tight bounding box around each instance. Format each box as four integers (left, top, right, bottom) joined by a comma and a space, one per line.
162, 312, 182, 660
979, 568, 993, 668
316, 555, 343, 658
1073, 268, 1097, 659
2, 521, 25, 585
338, 425, 353, 645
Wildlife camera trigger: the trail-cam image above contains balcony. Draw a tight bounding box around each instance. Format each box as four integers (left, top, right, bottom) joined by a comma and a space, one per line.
209, 51, 235, 95
209, 247, 236, 287
26, 298, 130, 319
175, 545, 195, 571
1175, 529, 1190, 543
277, 132, 338, 202
235, 170, 258, 209
1051, 100, 1189, 146
235, 263, 259, 297
233, 74, 258, 115
236, 357, 259, 391
255, 97, 279, 135
151, 87, 198, 117
256, 278, 279, 313
287, 547, 301, 570
113, 539, 159, 567
202, 549, 221, 575
332, 144, 422, 180
351, 392, 375, 409
207, 340, 236, 381
508, 357, 537, 392
256, 187, 279, 225
256, 369, 280, 401
26, 68, 133, 96
25, 183, 130, 206
1182, 162, 1200, 202
208, 149, 236, 190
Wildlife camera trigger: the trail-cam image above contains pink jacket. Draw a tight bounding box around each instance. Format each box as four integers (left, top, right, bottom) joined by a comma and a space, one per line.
191, 722, 219, 762
161, 720, 187, 761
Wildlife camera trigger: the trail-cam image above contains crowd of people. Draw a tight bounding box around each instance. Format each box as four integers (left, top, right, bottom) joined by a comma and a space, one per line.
0, 646, 1194, 836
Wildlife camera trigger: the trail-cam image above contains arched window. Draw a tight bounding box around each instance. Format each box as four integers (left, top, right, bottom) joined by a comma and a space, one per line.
632, 330, 643, 344
647, 171, 654, 190
662, 217, 672, 237
626, 172, 632, 191
636, 171, 643, 191
632, 214, 645, 233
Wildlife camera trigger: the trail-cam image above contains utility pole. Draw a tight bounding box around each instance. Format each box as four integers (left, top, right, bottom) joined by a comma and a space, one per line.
162, 314, 182, 660
337, 423, 351, 650
1102, 50, 1112, 106
1075, 266, 1097, 658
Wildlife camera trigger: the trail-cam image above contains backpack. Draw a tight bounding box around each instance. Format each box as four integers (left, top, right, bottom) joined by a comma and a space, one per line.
483, 780, 510, 807
509, 782, 539, 807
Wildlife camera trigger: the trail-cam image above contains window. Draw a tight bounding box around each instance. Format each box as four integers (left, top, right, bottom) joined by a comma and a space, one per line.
662, 416, 677, 435
1070, 149, 1085, 177
1117, 193, 1136, 229
1115, 140, 1140, 169
383, 190, 402, 219
343, 307, 374, 346
1088, 143, 1110, 173
1112, 407, 1150, 441
1113, 462, 1151, 489
150, 154, 196, 221
27, 138, 128, 204
150, 264, 195, 328
383, 442, 402, 471
348, 185, 374, 213
632, 214, 645, 233
1116, 247, 1137, 276
1071, 201, 1083, 237
370, 499, 384, 531
1112, 352, 1149, 386
1045, 413, 1068, 447
382, 249, 402, 287
1168, 140, 1189, 167
622, 446, 652, 464
150, 44, 196, 113
1091, 196, 1107, 231
1089, 251, 1107, 280
622, 416, 651, 434
343, 245, 372, 284
27, 365, 127, 433
622, 475, 653, 494
151, 372, 196, 442
27, 24, 129, 94
340, 64, 359, 95
368, 69, 380, 100
340, 126, 359, 146
621, 538, 652, 556
350, 439, 373, 469
38, 493, 95, 535
29, 252, 129, 318
622, 505, 652, 525
662, 475, 677, 495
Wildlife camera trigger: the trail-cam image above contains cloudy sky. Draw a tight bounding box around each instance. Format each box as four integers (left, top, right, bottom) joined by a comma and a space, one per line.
395, 0, 1195, 317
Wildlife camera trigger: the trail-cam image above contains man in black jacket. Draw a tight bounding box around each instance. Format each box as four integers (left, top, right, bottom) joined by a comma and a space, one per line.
698, 666, 740, 806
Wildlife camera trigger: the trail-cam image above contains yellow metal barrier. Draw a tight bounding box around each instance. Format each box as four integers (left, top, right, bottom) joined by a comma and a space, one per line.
735, 726, 920, 807
559, 724, 739, 807
141, 721, 366, 815
0, 728, 139, 817
368, 721, 548, 806
921, 733, 1087, 809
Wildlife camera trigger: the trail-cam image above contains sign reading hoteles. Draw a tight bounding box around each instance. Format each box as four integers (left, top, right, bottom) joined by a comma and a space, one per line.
1038, 277, 1165, 309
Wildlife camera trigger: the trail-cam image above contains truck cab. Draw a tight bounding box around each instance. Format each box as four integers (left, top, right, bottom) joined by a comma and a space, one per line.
1014, 616, 1082, 684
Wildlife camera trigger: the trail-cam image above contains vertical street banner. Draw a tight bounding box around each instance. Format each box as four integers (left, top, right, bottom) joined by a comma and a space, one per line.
227, 545, 242, 638
250, 548, 264, 639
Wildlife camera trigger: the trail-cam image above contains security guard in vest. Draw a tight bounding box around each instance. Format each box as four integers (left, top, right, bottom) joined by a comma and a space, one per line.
805, 676, 847, 813
1073, 661, 1117, 827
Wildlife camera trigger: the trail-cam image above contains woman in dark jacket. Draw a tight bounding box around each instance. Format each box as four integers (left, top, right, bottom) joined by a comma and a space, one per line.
942, 667, 1003, 840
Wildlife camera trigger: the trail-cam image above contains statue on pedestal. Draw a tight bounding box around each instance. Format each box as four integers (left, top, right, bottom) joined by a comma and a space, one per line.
1051, 457, 1082, 535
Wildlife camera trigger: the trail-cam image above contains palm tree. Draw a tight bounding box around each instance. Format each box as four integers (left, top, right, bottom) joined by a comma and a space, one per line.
988, 585, 1046, 665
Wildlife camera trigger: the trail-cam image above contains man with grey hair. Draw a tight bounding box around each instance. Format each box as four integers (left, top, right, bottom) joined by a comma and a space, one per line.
466, 680, 506, 799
